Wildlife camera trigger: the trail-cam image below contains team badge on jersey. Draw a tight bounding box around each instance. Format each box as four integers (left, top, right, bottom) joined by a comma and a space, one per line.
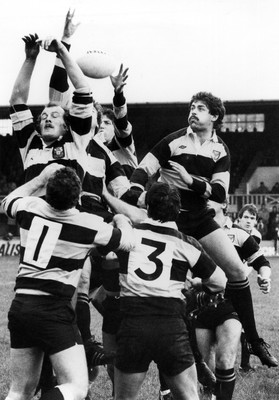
212, 150, 221, 161
227, 234, 235, 243
53, 145, 65, 159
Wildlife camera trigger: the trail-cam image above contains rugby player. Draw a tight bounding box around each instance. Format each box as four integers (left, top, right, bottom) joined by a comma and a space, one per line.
128, 91, 277, 367
1, 165, 135, 400
103, 182, 227, 400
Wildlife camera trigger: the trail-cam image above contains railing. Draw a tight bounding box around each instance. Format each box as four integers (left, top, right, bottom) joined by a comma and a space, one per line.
228, 193, 279, 213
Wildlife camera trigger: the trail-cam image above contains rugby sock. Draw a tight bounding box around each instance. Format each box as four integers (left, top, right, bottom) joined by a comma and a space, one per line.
225, 278, 259, 343
240, 331, 251, 368
215, 367, 235, 400
158, 371, 169, 391
76, 293, 92, 342
40, 387, 64, 400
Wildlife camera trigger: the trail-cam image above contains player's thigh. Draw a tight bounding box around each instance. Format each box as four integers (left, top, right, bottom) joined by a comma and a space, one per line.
195, 328, 216, 365
78, 257, 92, 294
163, 364, 199, 400
199, 228, 246, 280
50, 344, 88, 389
114, 367, 147, 400
8, 347, 44, 398
215, 319, 242, 368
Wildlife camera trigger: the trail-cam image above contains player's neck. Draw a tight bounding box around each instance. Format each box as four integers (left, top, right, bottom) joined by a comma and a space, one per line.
195, 128, 213, 144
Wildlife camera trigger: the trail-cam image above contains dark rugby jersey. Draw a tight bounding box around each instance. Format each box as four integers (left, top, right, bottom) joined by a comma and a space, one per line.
1, 194, 133, 300
130, 127, 230, 211
10, 89, 95, 196
117, 218, 226, 316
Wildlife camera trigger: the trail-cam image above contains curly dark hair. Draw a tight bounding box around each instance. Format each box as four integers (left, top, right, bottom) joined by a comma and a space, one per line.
146, 182, 181, 222
46, 167, 81, 210
189, 91, 226, 130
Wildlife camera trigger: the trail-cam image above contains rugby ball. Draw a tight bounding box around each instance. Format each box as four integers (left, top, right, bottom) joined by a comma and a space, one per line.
77, 50, 117, 79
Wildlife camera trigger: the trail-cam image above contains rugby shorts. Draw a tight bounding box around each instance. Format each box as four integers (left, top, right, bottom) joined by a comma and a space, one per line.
194, 300, 240, 330
177, 207, 220, 240
8, 294, 82, 355
115, 316, 194, 376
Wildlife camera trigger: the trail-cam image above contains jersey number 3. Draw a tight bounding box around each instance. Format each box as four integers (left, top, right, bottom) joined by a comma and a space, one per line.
135, 237, 166, 281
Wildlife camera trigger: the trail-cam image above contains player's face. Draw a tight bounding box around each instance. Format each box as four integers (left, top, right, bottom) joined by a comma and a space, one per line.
95, 116, 115, 144
188, 101, 217, 132
40, 106, 67, 145
238, 210, 257, 232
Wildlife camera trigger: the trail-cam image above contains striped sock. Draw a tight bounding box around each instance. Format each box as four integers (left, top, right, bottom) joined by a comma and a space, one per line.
225, 278, 259, 343
215, 367, 235, 400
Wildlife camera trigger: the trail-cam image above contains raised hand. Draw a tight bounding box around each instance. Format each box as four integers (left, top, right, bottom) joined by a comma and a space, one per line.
37, 36, 64, 53
62, 8, 80, 40
110, 63, 129, 93
22, 33, 40, 60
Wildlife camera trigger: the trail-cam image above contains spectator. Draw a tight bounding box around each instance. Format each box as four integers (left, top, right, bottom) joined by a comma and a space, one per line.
258, 202, 270, 239
270, 182, 279, 194
257, 217, 267, 240
251, 182, 269, 194
267, 205, 278, 239
269, 212, 279, 255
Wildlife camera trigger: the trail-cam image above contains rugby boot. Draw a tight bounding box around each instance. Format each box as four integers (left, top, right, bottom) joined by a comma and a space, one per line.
249, 338, 278, 367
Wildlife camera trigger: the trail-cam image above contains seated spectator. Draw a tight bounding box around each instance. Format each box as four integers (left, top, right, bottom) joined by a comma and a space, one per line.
251, 182, 269, 194
270, 182, 279, 194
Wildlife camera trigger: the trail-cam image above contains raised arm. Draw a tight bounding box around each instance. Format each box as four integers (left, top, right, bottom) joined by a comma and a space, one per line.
38, 37, 90, 92
1, 164, 63, 211
9, 34, 40, 106
103, 185, 147, 224
110, 64, 131, 139
49, 8, 80, 106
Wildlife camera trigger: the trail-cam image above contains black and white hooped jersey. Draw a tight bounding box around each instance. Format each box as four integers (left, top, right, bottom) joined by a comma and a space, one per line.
2, 194, 127, 300
117, 218, 226, 316
223, 217, 270, 271
10, 88, 96, 196
106, 91, 138, 179
130, 127, 230, 211
83, 137, 130, 201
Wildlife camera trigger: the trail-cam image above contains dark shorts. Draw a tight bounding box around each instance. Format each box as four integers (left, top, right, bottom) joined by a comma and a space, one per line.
194, 300, 240, 330
177, 207, 219, 240
8, 294, 82, 355
102, 296, 122, 335
115, 316, 194, 376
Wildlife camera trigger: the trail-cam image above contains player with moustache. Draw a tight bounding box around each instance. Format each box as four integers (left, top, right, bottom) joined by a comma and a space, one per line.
128, 91, 277, 367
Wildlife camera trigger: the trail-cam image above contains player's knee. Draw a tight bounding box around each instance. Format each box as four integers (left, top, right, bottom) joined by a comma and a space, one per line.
216, 352, 235, 369
58, 380, 88, 400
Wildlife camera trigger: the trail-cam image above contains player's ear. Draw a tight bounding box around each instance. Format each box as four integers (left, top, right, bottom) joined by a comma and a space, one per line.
211, 114, 218, 122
